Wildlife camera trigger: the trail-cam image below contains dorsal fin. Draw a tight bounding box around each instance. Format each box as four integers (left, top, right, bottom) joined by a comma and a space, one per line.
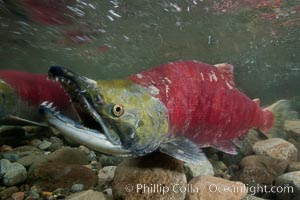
253, 98, 260, 106
214, 63, 235, 86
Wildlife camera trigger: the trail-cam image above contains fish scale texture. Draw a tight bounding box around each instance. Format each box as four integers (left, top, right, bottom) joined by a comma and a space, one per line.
129, 60, 274, 147
0, 70, 70, 109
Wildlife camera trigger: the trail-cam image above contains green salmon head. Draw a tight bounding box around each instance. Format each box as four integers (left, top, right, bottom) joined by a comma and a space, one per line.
48, 66, 169, 155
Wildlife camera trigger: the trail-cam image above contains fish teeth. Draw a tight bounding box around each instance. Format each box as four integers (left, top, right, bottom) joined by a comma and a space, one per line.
41, 101, 49, 106
40, 101, 62, 114
130, 132, 135, 138
46, 102, 54, 108
40, 101, 55, 110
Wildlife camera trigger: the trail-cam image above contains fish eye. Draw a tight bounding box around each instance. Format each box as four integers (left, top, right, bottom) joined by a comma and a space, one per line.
112, 104, 124, 117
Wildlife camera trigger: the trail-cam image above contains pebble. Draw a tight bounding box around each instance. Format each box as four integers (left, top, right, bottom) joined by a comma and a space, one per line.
52, 188, 69, 197
17, 155, 42, 168
29, 139, 42, 148
47, 143, 62, 152
70, 184, 85, 193
186, 175, 247, 200
0, 144, 13, 152
0, 159, 27, 186
102, 188, 112, 197
98, 154, 124, 167
275, 171, 300, 200
38, 140, 52, 150
47, 147, 90, 165
27, 185, 41, 200
28, 190, 40, 200
0, 186, 19, 199
65, 190, 112, 200
48, 137, 64, 151
253, 138, 298, 161
49, 136, 63, 145
78, 145, 91, 155
112, 153, 186, 200
184, 157, 214, 181
98, 166, 116, 187
233, 155, 288, 186
285, 120, 300, 141
211, 160, 230, 179
27, 147, 89, 172
242, 195, 269, 200
11, 191, 25, 200
90, 160, 102, 171
87, 150, 97, 161
12, 146, 43, 157
41, 191, 53, 199
1, 152, 20, 162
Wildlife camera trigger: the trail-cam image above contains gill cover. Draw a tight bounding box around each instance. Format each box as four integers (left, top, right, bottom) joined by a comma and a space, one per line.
89, 79, 169, 155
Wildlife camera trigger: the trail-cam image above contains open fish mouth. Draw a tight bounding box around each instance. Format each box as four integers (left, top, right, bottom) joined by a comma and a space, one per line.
45, 66, 122, 145
38, 101, 131, 155
48, 66, 100, 129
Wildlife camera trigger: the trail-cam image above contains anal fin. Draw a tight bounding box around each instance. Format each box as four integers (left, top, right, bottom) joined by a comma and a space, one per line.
158, 136, 207, 164
210, 139, 238, 155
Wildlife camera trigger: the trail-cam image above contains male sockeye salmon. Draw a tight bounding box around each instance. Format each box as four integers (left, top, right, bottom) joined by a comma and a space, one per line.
0, 61, 286, 163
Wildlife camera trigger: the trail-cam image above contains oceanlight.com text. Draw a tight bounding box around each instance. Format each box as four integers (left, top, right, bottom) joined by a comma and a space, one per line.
124, 183, 294, 196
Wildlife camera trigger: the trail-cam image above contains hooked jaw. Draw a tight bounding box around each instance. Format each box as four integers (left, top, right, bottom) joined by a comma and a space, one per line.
38, 101, 132, 156
47, 66, 122, 146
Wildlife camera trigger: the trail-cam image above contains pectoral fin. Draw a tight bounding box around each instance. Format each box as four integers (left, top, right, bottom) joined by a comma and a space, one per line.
158, 136, 207, 164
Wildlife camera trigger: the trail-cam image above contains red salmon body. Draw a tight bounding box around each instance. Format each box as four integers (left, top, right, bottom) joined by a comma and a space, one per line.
129, 60, 274, 150
0, 70, 70, 109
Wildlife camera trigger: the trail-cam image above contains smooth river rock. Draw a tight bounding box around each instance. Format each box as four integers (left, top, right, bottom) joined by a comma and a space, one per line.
98, 166, 116, 187
275, 171, 300, 200
186, 175, 247, 200
184, 156, 214, 181
66, 190, 112, 200
27, 147, 96, 190
112, 153, 186, 200
253, 138, 298, 161
0, 159, 27, 186
285, 120, 300, 141
233, 155, 288, 186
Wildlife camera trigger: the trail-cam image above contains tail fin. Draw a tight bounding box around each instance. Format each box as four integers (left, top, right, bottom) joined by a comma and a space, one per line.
259, 109, 275, 133
262, 100, 298, 138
